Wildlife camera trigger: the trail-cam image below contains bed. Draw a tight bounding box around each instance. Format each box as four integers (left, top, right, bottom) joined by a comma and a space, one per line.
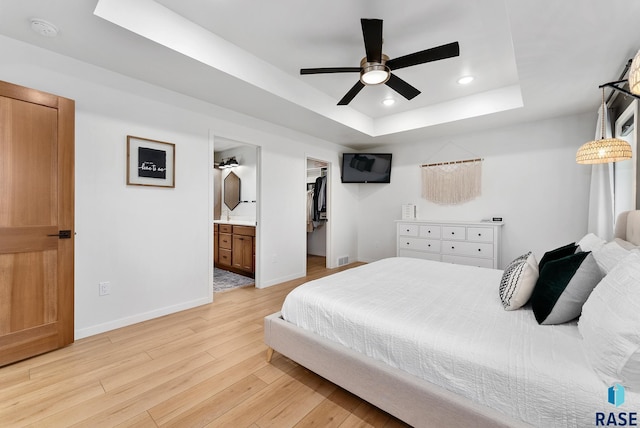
264, 211, 640, 427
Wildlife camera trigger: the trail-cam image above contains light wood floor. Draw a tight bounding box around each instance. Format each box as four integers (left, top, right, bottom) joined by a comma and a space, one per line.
0, 258, 410, 427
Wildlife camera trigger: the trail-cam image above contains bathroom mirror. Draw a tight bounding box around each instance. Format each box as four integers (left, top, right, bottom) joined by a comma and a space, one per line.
224, 171, 241, 210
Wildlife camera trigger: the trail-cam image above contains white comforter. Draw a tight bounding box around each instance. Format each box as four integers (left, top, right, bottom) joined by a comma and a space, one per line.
281, 257, 639, 427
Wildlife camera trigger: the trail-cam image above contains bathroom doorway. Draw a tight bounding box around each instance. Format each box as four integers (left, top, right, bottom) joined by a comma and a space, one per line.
214, 137, 260, 290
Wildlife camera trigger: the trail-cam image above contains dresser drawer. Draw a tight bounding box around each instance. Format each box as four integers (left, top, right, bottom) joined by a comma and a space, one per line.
442, 226, 466, 241
467, 227, 494, 243
442, 255, 494, 268
398, 224, 419, 236
398, 249, 441, 262
396, 220, 502, 269
419, 225, 441, 239
398, 237, 441, 253
219, 224, 232, 234
441, 241, 493, 259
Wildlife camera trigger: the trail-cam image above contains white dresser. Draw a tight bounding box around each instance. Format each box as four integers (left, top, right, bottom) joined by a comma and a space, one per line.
396, 220, 504, 269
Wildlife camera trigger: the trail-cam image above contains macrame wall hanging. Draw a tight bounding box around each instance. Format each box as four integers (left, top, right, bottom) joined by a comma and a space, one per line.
420, 158, 483, 205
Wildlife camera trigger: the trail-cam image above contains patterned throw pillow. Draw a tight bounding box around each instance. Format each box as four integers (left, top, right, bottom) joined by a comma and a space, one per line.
499, 252, 539, 310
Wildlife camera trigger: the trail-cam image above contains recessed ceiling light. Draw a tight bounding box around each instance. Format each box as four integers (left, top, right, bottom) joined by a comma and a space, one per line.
30, 19, 59, 37
382, 98, 396, 106
457, 75, 474, 85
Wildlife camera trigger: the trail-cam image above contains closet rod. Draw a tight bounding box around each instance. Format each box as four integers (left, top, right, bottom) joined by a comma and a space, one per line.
420, 158, 483, 168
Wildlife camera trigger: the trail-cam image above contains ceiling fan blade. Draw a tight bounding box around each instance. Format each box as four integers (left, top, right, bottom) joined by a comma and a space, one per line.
361, 19, 383, 63
337, 81, 365, 105
386, 41, 460, 71
300, 67, 361, 75
385, 73, 421, 100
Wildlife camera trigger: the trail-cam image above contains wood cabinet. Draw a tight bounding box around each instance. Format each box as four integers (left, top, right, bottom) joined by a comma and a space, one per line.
214, 223, 255, 277
396, 220, 503, 269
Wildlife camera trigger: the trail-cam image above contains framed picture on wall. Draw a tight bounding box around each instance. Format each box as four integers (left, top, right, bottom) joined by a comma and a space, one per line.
126, 135, 175, 188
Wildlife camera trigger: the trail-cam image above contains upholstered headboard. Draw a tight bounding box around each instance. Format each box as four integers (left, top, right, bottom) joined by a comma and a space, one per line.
614, 210, 640, 246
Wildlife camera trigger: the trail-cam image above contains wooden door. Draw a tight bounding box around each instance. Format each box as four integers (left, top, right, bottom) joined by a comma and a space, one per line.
0, 81, 75, 366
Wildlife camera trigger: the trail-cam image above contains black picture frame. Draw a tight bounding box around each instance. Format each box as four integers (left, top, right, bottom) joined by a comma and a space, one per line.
126, 135, 175, 188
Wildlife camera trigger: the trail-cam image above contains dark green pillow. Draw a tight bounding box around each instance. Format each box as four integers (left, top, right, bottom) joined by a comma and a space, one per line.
531, 251, 603, 325
538, 242, 577, 272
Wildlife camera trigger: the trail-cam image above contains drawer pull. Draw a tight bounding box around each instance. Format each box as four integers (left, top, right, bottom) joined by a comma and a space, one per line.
427, 244, 431, 247
451, 246, 455, 249
478, 248, 481, 252
478, 233, 482, 237
451, 232, 455, 235
427, 230, 431, 234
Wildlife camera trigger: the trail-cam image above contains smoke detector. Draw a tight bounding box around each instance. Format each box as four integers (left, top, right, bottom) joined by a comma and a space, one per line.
30, 19, 59, 37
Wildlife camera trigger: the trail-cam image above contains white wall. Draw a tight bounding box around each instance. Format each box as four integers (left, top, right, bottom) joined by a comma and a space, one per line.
74, 111, 212, 338
0, 35, 358, 336
356, 113, 594, 267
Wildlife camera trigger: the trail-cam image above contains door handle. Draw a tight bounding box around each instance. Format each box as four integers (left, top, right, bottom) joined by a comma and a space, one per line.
48, 230, 72, 239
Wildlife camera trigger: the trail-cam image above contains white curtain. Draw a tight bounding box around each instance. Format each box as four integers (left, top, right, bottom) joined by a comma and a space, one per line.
587, 108, 615, 240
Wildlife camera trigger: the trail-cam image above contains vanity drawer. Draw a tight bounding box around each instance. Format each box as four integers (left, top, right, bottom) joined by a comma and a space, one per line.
442, 226, 466, 241
218, 248, 232, 266
219, 233, 232, 249
219, 224, 232, 234
233, 225, 256, 236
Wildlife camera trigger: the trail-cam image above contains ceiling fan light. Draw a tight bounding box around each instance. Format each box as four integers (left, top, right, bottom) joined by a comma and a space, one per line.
630, 49, 640, 96
360, 64, 390, 85
382, 98, 396, 106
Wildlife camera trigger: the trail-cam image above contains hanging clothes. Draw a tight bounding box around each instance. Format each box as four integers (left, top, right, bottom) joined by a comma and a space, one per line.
306, 189, 314, 232
313, 175, 327, 221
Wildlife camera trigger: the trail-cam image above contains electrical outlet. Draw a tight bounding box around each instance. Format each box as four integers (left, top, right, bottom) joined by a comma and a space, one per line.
99, 281, 111, 296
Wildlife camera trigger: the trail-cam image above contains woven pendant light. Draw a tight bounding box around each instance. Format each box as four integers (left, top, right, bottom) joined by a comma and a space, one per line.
576, 87, 632, 164
630, 49, 640, 96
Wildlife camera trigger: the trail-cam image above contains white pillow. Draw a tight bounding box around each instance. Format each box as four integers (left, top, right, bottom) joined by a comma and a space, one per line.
578, 252, 640, 388
592, 240, 629, 274
577, 233, 606, 252
499, 252, 539, 310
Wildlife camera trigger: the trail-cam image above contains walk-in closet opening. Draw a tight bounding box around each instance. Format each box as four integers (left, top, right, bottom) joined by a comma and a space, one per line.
306, 157, 331, 272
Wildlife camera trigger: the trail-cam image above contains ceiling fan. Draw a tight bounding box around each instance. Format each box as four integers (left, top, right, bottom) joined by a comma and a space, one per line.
300, 19, 460, 105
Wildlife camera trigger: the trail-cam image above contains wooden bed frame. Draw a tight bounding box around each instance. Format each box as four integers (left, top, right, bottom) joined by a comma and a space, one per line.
264, 210, 640, 428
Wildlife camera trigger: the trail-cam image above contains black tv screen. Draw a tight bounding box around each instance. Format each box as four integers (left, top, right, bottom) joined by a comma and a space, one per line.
341, 153, 392, 183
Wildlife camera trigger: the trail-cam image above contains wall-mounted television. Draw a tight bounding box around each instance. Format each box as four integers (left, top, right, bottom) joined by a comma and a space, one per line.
341, 153, 392, 183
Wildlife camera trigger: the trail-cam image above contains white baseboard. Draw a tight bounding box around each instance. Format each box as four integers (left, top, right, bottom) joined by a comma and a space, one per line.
257, 271, 305, 289
74, 296, 213, 340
